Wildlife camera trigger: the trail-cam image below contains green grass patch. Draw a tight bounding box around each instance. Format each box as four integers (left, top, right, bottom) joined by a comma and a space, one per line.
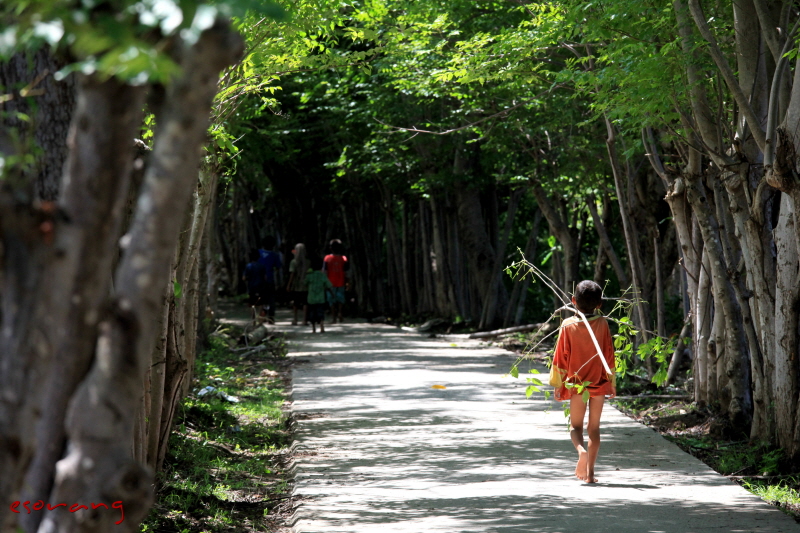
742, 478, 800, 515
142, 328, 292, 533
613, 395, 800, 520
665, 436, 786, 476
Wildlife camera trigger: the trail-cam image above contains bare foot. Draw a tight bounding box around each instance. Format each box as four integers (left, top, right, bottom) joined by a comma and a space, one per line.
575, 450, 588, 481
585, 473, 598, 484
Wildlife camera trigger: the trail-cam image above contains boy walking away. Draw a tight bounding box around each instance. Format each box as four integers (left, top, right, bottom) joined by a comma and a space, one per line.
242, 249, 267, 321
258, 235, 282, 324
550, 280, 616, 484
323, 239, 348, 323
306, 256, 332, 333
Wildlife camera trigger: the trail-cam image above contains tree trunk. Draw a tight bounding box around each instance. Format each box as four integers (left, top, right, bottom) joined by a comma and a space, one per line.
772, 193, 800, 453
606, 118, 651, 352
479, 189, 521, 329
666, 319, 693, 385
654, 236, 666, 337
430, 194, 459, 317
419, 199, 434, 314
694, 249, 712, 406
530, 181, 578, 294
454, 182, 503, 318
505, 209, 542, 327
587, 194, 629, 287
685, 173, 752, 429
40, 23, 242, 533
0, 74, 145, 533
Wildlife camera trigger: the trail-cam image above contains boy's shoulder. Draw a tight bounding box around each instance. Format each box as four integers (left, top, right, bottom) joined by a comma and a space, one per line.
560, 314, 608, 330
561, 316, 581, 328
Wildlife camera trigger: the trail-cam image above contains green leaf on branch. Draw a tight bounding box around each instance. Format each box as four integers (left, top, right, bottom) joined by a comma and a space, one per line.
173, 280, 182, 299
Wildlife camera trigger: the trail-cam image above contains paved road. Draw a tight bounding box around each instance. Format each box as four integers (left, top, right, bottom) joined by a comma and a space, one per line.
281, 318, 797, 533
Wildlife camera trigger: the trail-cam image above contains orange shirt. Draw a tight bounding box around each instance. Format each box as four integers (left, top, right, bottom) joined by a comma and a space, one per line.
551, 315, 616, 401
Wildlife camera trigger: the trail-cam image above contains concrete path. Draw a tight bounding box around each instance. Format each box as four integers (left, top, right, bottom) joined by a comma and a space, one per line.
280, 317, 797, 533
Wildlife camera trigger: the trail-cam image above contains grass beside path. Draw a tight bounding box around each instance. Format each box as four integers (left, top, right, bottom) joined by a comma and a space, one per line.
611, 396, 800, 522
142, 322, 294, 533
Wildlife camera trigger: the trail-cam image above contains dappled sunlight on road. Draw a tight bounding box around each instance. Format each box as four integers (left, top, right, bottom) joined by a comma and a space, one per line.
282, 315, 796, 532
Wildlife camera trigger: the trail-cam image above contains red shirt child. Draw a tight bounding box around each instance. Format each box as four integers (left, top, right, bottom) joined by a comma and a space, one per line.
323, 253, 348, 287
323, 239, 349, 323
551, 314, 616, 401
550, 280, 616, 485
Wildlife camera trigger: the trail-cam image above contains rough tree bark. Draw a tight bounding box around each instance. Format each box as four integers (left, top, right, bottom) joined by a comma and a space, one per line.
35, 22, 243, 533
0, 48, 75, 201
0, 73, 145, 532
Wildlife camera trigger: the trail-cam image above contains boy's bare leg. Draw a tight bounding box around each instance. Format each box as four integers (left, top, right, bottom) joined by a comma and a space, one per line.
585, 396, 605, 483
569, 395, 589, 481
320, 320, 325, 333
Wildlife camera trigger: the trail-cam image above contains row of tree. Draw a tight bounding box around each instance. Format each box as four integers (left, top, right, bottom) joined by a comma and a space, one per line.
220, 0, 800, 458
0, 1, 366, 531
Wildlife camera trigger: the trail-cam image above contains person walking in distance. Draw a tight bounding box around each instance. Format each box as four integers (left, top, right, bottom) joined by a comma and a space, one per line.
323, 239, 348, 323
257, 235, 282, 324
305, 255, 332, 333
287, 243, 310, 325
242, 249, 267, 321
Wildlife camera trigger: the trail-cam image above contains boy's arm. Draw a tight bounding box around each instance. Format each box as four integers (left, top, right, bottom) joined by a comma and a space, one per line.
550, 326, 570, 385
601, 320, 616, 397
553, 326, 570, 365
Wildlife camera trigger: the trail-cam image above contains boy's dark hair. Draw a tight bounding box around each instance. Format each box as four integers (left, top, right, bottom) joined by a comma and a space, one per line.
329, 239, 344, 255
249, 249, 260, 262
311, 255, 323, 270
574, 280, 603, 314
262, 235, 277, 250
